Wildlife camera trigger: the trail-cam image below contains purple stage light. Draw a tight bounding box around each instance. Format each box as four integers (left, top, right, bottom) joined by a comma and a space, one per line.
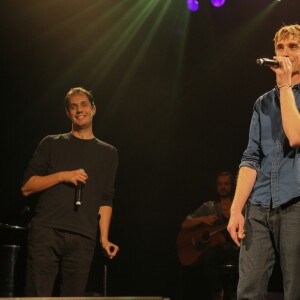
187, 0, 199, 12
211, 0, 225, 7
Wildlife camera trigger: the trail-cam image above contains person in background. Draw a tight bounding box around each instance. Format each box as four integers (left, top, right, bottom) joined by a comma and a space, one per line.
21, 87, 119, 296
227, 24, 300, 299
181, 171, 238, 300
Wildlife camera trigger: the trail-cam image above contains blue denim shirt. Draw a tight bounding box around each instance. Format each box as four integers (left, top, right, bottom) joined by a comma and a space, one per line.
240, 83, 300, 208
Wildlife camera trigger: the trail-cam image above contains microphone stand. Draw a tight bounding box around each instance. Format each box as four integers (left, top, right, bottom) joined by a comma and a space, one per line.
102, 246, 114, 296
103, 263, 108, 296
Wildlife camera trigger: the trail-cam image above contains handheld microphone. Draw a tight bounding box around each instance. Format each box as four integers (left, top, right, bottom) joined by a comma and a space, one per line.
75, 183, 83, 206
75, 168, 85, 206
256, 58, 279, 68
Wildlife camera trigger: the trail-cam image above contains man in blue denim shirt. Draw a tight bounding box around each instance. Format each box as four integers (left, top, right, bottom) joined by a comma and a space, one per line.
227, 24, 300, 299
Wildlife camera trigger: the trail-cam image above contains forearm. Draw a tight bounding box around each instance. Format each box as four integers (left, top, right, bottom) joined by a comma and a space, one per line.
99, 205, 112, 244
279, 87, 300, 147
21, 173, 64, 197
181, 216, 204, 229
231, 166, 257, 214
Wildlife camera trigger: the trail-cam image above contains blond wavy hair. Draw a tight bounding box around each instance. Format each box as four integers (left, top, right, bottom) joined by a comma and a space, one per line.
274, 24, 300, 46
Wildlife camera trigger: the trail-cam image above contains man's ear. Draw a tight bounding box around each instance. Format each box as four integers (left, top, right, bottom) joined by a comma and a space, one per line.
92, 106, 96, 116
66, 109, 71, 119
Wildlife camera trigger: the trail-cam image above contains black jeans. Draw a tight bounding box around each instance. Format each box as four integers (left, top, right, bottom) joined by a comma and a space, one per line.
25, 226, 96, 296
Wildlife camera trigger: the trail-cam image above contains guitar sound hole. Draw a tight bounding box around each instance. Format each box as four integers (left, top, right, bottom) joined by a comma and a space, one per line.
201, 231, 210, 243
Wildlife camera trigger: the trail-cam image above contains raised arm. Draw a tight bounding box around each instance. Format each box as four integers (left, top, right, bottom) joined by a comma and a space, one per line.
277, 77, 300, 147
273, 41, 300, 146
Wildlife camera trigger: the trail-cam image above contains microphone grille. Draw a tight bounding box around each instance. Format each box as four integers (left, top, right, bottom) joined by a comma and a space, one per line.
256, 58, 263, 66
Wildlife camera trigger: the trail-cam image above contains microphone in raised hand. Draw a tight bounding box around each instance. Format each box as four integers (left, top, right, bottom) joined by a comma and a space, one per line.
256, 58, 279, 68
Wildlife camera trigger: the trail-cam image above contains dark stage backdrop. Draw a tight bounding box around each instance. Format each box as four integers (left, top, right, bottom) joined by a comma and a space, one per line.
1, 0, 299, 298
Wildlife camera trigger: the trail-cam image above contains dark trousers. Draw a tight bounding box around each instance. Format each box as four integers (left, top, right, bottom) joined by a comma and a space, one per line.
25, 226, 96, 296
238, 201, 300, 300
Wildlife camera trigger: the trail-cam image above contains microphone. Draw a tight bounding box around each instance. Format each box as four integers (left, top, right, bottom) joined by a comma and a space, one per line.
75, 168, 85, 206
256, 58, 279, 68
75, 183, 83, 206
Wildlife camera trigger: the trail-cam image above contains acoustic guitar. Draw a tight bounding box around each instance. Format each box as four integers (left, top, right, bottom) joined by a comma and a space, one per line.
177, 222, 228, 266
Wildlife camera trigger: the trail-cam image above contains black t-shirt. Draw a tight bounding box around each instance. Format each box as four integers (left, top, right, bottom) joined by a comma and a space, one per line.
22, 133, 118, 241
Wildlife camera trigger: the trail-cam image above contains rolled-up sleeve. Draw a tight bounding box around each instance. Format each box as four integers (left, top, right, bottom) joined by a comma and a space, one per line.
240, 101, 263, 172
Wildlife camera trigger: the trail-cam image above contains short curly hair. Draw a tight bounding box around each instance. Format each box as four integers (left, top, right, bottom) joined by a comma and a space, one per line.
65, 87, 95, 109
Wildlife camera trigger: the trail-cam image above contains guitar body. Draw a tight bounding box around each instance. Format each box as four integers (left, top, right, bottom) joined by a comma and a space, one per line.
177, 223, 227, 266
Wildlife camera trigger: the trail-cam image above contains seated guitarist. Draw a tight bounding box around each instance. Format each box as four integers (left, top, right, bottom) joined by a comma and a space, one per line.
180, 171, 239, 300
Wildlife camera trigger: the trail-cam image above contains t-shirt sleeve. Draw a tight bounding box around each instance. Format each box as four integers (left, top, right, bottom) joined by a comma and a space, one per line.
100, 147, 118, 207
189, 201, 216, 218
22, 136, 50, 186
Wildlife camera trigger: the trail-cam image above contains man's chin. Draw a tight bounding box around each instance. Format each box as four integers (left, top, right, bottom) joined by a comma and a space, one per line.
73, 124, 88, 130
219, 193, 230, 197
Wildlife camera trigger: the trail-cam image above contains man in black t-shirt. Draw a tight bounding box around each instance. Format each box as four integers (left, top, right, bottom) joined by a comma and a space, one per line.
21, 87, 119, 296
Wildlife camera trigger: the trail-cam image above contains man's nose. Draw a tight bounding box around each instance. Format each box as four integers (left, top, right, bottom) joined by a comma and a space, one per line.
282, 46, 290, 57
